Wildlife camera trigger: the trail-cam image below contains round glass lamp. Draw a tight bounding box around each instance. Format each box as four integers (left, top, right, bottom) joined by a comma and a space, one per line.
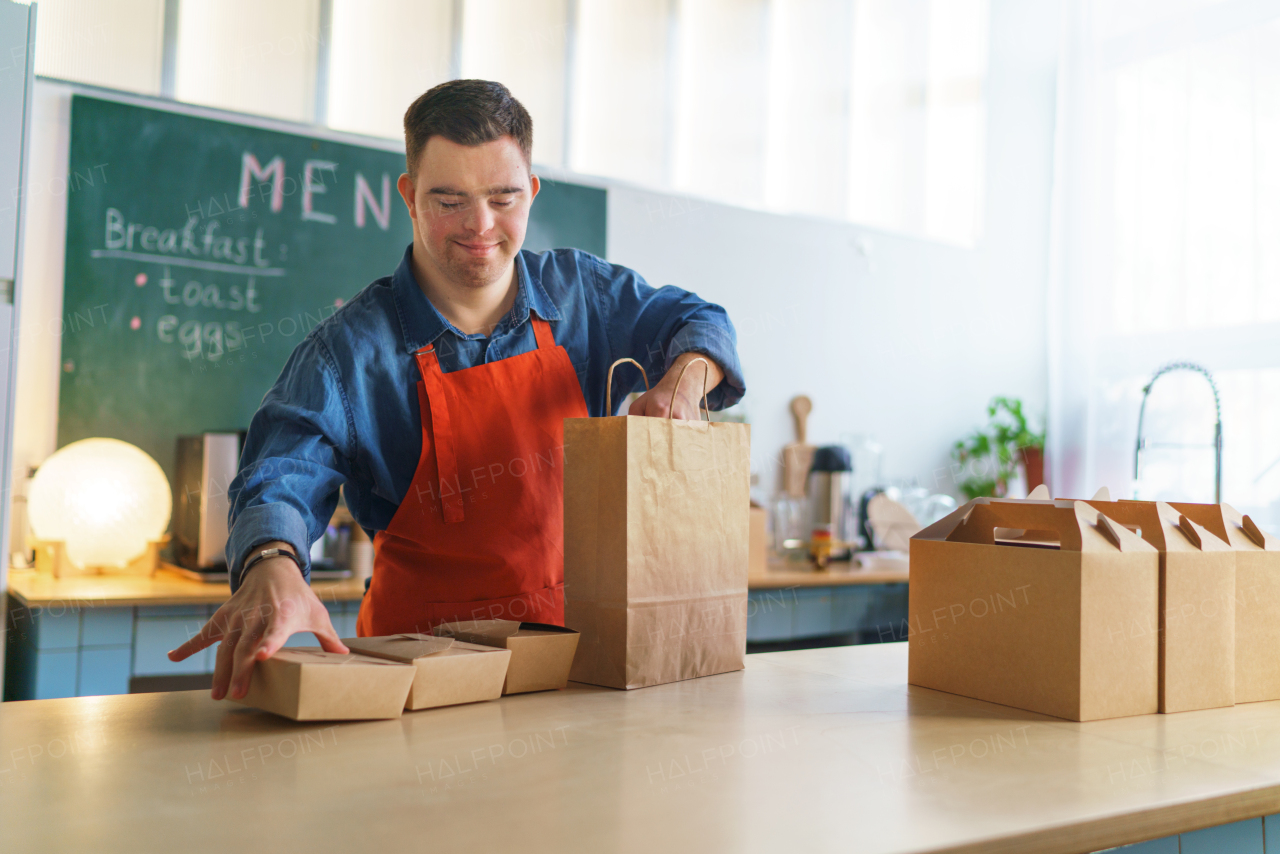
28, 438, 171, 568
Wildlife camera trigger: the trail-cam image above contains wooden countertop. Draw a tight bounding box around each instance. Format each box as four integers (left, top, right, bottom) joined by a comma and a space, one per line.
6, 556, 904, 605
3, 643, 1278, 854
5, 566, 366, 608
749, 552, 909, 588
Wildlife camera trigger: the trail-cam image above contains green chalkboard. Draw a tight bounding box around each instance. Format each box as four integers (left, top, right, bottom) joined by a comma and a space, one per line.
59, 95, 606, 485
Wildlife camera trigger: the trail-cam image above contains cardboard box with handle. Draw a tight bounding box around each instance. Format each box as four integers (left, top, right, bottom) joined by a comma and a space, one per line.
1079, 497, 1236, 713
564, 357, 751, 689
1168, 502, 1276, 703
909, 498, 1159, 722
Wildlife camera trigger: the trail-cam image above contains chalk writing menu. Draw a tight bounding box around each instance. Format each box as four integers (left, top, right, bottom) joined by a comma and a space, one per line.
59, 95, 606, 486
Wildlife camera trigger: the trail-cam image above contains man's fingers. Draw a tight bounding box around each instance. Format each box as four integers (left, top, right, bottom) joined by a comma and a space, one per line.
254, 625, 296, 662
211, 632, 238, 701
631, 390, 674, 419
228, 633, 263, 700
168, 613, 227, 662
314, 624, 350, 655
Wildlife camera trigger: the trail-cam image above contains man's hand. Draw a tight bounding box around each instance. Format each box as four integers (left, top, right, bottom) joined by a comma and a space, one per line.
628, 352, 725, 420
168, 545, 349, 701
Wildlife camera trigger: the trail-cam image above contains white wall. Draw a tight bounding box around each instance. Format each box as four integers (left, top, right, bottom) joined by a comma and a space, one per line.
12, 81, 70, 500
607, 0, 1061, 501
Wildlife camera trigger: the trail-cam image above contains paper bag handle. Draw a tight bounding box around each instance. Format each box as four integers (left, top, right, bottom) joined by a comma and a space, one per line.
606, 358, 650, 415
667, 357, 712, 421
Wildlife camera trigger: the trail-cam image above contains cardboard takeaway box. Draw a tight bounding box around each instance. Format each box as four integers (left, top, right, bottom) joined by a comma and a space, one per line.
1170, 502, 1279, 703
909, 498, 1160, 722
232, 648, 416, 721
432, 621, 579, 694
1081, 499, 1236, 713
342, 634, 512, 711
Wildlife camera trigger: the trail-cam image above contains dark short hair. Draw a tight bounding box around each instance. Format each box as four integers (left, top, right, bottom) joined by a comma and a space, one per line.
403, 79, 533, 177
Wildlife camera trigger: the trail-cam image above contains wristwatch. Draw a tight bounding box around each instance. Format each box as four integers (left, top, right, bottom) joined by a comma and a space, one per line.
241, 547, 304, 580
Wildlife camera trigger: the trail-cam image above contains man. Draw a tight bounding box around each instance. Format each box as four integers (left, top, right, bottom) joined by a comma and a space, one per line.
170, 80, 744, 701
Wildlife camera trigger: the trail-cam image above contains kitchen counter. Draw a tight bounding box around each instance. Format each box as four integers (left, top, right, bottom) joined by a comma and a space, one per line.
3, 642, 1278, 853
6, 566, 366, 608
749, 552, 908, 589
7, 558, 905, 602
3, 569, 366, 701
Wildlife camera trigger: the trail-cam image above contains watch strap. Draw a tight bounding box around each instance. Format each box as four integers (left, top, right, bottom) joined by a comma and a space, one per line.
241, 547, 304, 581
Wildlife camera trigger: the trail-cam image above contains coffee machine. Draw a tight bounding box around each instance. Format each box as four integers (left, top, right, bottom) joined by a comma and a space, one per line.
807, 445, 855, 563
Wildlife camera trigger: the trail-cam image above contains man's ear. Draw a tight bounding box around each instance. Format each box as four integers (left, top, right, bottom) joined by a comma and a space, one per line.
396, 173, 417, 223
529, 173, 540, 203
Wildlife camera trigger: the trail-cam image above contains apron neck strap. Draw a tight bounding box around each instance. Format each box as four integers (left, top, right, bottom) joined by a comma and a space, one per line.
531, 317, 555, 350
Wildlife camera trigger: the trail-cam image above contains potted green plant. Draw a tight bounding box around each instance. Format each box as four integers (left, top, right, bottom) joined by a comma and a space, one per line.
951, 397, 1046, 500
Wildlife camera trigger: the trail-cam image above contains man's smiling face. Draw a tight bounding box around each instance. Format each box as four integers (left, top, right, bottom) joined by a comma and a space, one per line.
399, 134, 539, 290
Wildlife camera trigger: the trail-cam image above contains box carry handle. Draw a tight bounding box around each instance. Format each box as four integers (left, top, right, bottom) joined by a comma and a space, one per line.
667, 357, 712, 421
1243, 515, 1275, 550
947, 501, 1101, 551
605, 358, 650, 415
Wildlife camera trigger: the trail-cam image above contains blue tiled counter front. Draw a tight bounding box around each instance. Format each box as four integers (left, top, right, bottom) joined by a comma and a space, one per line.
6, 567, 909, 698
747, 583, 907, 643
1105, 816, 1274, 853
4, 593, 362, 701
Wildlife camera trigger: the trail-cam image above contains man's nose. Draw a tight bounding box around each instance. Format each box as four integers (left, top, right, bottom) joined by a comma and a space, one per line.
465, 201, 495, 234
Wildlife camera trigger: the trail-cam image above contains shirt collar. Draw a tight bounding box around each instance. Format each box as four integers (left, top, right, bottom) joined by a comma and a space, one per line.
390, 244, 562, 353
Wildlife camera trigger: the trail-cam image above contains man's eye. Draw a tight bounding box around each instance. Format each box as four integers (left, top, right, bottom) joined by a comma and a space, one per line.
492, 199, 514, 208
439, 201, 463, 210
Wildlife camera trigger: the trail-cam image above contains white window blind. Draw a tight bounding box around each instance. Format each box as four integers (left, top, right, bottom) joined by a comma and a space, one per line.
763, 0, 855, 220
327, 0, 454, 142
174, 0, 321, 124
671, 0, 771, 207
459, 0, 569, 167
1050, 0, 1280, 532
571, 0, 672, 187
847, 0, 988, 245
33, 0, 166, 95
30, 0, 992, 247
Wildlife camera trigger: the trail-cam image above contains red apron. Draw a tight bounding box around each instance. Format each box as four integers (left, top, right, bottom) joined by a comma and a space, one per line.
356, 316, 588, 636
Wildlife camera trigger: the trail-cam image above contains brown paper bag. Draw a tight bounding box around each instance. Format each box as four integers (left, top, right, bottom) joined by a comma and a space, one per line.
909, 498, 1160, 722
564, 357, 751, 689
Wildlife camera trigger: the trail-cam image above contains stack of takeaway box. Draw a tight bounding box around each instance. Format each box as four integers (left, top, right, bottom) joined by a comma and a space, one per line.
232, 621, 580, 721
908, 492, 1280, 721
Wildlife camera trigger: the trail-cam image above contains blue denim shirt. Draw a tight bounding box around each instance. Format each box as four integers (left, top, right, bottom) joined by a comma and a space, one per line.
226, 244, 744, 590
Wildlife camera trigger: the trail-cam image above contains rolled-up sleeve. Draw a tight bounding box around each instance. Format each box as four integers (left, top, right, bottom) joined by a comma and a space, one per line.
226, 335, 355, 591
591, 256, 746, 412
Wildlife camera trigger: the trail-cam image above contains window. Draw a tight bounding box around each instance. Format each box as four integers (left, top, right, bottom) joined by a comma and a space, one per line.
1050, 0, 1280, 532
174, 0, 321, 124
460, 0, 570, 167
847, 0, 988, 245
31, 0, 991, 239
33, 0, 166, 95
671, 0, 771, 208
764, 0, 856, 220
571, 0, 672, 188
326, 0, 454, 142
